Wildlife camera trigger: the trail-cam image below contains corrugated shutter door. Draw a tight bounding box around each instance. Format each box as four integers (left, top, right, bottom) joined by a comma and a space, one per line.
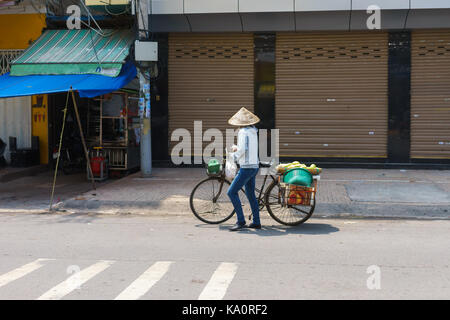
0, 97, 31, 163
411, 30, 450, 159
276, 32, 388, 158
168, 33, 254, 157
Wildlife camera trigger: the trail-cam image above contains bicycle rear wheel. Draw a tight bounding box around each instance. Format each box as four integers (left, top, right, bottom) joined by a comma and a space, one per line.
264, 180, 315, 226
190, 177, 236, 224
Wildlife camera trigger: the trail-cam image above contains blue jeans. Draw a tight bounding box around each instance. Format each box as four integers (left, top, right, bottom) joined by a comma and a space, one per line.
227, 168, 260, 225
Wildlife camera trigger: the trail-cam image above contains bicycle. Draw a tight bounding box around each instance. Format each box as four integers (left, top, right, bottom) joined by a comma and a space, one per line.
189, 160, 319, 226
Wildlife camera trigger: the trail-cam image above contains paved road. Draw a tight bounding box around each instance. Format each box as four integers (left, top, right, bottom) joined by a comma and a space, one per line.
0, 212, 448, 300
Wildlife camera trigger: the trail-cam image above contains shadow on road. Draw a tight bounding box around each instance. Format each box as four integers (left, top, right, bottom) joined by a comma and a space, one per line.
214, 223, 340, 236
49, 212, 100, 224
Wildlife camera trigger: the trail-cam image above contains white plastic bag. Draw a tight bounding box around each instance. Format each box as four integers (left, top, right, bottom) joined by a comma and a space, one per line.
225, 149, 237, 181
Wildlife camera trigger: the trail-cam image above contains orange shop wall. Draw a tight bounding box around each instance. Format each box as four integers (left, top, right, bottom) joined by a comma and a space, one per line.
31, 95, 48, 165
0, 13, 46, 49
1, 13, 48, 164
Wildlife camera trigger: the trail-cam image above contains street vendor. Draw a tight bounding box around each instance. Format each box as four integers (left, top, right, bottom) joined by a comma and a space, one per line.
227, 107, 261, 231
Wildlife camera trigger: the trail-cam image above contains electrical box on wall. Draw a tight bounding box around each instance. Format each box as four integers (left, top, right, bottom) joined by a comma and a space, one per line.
85, 0, 131, 14
135, 40, 158, 62
85, 0, 130, 5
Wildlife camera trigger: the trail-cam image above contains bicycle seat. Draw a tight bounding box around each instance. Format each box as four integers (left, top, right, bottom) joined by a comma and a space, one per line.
259, 161, 271, 168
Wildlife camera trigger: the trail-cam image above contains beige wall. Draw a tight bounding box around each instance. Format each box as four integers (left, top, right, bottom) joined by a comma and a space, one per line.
0, 97, 32, 163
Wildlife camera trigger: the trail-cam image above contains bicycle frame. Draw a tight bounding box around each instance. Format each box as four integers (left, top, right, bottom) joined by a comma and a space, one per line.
209, 158, 279, 209
210, 170, 278, 211
211, 159, 228, 204
255, 173, 278, 209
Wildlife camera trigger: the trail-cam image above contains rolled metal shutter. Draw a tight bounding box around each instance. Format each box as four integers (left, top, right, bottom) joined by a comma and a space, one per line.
276, 32, 388, 158
411, 30, 450, 159
168, 33, 254, 157
0, 97, 31, 163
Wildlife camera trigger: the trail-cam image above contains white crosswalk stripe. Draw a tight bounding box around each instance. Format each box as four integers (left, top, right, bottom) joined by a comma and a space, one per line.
37, 260, 115, 300
198, 262, 238, 300
0, 259, 240, 300
115, 261, 173, 300
0, 259, 52, 289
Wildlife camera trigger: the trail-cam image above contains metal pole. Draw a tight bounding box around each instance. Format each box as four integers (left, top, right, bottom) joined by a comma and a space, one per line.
137, 0, 152, 177
71, 90, 96, 190
49, 91, 70, 212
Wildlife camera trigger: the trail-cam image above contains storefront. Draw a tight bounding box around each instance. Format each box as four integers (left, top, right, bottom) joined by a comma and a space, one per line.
0, 28, 139, 173
275, 32, 388, 159
0, 96, 32, 163
164, 32, 390, 162
155, 28, 449, 166
411, 30, 450, 160
168, 33, 254, 157
0, 8, 46, 165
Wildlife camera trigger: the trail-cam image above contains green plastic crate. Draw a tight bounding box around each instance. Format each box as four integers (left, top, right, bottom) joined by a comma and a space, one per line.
283, 168, 313, 187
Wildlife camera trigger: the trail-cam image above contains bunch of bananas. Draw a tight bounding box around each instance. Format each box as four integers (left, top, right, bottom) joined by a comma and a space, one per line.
276, 161, 322, 175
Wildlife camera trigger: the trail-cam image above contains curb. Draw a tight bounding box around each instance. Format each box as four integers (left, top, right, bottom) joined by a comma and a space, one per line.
313, 203, 450, 220
57, 199, 450, 220
57, 198, 191, 216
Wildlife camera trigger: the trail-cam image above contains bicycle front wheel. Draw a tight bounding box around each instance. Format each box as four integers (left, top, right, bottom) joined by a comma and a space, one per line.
190, 177, 236, 224
264, 181, 315, 226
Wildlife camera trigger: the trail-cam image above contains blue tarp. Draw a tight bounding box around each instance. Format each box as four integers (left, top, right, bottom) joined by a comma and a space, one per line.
0, 60, 137, 99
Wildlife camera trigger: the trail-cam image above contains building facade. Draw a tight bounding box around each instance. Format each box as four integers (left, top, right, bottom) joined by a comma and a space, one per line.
0, 0, 47, 164
147, 0, 450, 166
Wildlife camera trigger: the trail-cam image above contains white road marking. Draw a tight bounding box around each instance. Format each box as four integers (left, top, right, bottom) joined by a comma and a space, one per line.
0, 259, 52, 288
198, 262, 238, 300
37, 260, 114, 300
115, 261, 173, 300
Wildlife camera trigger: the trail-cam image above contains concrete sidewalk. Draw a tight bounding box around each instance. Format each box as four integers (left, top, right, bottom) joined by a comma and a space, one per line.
0, 171, 98, 213
57, 168, 450, 219
0, 165, 48, 183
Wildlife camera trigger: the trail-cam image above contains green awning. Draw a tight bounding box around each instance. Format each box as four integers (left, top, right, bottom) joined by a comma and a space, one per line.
11, 29, 134, 77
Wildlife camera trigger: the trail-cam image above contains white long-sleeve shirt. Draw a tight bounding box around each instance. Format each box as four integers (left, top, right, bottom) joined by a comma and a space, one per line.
232, 126, 259, 169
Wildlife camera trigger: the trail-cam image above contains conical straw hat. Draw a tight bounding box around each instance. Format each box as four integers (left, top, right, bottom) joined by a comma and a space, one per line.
228, 107, 260, 126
